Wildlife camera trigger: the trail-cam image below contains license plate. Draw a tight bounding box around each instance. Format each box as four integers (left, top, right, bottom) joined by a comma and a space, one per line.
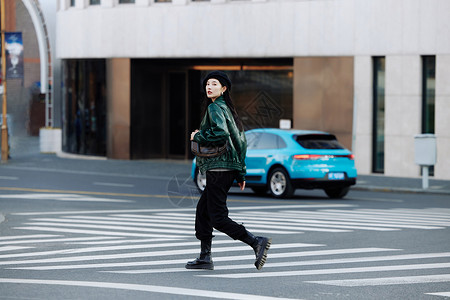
328, 172, 345, 180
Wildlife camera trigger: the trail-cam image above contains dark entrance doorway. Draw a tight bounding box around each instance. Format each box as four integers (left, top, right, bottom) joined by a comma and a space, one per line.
167, 72, 187, 158
130, 59, 293, 160
130, 61, 191, 159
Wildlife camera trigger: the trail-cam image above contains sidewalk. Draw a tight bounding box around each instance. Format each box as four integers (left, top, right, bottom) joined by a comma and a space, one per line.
354, 174, 450, 195
3, 135, 450, 196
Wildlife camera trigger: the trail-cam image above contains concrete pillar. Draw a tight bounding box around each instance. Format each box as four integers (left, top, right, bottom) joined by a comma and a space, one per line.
353, 56, 373, 175
384, 55, 421, 177
293, 57, 354, 150
435, 55, 450, 179
106, 58, 130, 159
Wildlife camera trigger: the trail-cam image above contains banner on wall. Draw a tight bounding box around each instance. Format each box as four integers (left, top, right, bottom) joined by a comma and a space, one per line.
5, 32, 24, 79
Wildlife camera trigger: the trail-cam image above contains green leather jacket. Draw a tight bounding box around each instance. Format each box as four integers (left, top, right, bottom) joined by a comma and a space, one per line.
193, 97, 247, 182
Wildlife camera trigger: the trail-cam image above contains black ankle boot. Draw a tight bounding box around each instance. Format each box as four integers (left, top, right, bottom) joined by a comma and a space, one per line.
185, 239, 214, 270
241, 231, 272, 270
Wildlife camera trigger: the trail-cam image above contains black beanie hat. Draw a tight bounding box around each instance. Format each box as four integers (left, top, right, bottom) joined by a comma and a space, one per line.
202, 71, 232, 91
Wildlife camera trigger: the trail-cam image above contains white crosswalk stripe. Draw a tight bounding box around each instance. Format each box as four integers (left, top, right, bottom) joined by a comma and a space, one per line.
307, 274, 450, 287
0, 246, 34, 252
426, 291, 450, 297
201, 262, 450, 279
0, 242, 319, 266
1, 204, 450, 298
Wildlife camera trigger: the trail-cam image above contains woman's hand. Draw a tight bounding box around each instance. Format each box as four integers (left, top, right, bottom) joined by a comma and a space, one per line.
238, 181, 246, 191
190, 130, 199, 141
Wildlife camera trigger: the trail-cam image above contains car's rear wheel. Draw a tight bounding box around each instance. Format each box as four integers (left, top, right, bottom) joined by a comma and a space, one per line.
268, 167, 294, 198
324, 186, 350, 199
194, 169, 206, 192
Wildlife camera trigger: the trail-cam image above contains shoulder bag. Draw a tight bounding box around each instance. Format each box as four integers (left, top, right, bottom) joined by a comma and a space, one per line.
191, 140, 229, 158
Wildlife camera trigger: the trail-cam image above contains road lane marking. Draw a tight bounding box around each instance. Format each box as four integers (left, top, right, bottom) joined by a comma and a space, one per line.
0, 236, 123, 245
8, 248, 394, 271
0, 176, 19, 180
229, 221, 349, 233
21, 220, 299, 236
0, 278, 301, 300
324, 209, 450, 223
21, 221, 198, 235
426, 292, 450, 297
64, 214, 195, 224
32, 217, 301, 234
242, 211, 446, 230
105, 251, 450, 274
67, 238, 180, 245
0, 165, 173, 180
13, 226, 188, 238
307, 274, 450, 287
11, 203, 355, 216
1, 187, 308, 205
0, 187, 168, 199
93, 182, 134, 188
0, 235, 58, 241
348, 196, 404, 203
0, 193, 133, 203
27, 218, 196, 232
0, 240, 235, 259
0, 243, 321, 266
273, 210, 449, 228
200, 262, 450, 279
0, 246, 34, 252
234, 213, 401, 231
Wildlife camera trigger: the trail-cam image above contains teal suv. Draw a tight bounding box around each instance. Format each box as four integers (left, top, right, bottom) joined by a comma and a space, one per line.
192, 128, 357, 199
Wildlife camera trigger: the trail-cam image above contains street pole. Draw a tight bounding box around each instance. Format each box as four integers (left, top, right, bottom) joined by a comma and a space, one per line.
0, 0, 8, 162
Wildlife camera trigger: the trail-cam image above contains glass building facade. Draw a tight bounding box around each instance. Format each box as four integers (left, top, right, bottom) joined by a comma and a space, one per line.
62, 60, 107, 156
62, 59, 292, 159
372, 57, 385, 173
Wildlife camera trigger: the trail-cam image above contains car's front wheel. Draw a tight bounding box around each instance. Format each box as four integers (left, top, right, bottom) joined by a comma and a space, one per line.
194, 169, 206, 192
268, 167, 294, 198
324, 186, 350, 199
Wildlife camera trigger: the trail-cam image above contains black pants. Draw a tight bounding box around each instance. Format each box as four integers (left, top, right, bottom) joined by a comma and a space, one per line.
195, 170, 247, 241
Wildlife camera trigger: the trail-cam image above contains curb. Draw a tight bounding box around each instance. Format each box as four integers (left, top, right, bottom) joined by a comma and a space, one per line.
353, 185, 450, 196
57, 151, 107, 161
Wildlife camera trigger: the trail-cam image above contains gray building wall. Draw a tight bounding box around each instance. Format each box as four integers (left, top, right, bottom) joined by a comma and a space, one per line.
55, 0, 450, 179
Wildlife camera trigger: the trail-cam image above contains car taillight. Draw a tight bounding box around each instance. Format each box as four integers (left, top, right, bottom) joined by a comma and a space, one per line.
293, 154, 354, 160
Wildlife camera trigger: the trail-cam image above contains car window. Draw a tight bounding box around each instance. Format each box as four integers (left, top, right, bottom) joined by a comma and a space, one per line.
295, 134, 344, 149
276, 135, 287, 149
246, 132, 286, 150
245, 132, 258, 150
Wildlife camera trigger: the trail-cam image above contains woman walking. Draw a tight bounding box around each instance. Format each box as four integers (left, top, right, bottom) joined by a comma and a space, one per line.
186, 71, 271, 271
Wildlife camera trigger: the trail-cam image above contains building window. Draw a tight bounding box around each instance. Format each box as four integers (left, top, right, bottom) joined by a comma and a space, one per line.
372, 57, 385, 173
155, 0, 172, 2
119, 0, 135, 3
70, 0, 75, 6
422, 55, 436, 176
422, 56, 435, 134
90, 0, 100, 4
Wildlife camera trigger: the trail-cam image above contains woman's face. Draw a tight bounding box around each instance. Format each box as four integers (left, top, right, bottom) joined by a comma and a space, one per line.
205, 78, 226, 101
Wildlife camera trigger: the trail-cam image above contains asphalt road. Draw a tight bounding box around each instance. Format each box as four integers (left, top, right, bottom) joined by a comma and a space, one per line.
0, 155, 449, 300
